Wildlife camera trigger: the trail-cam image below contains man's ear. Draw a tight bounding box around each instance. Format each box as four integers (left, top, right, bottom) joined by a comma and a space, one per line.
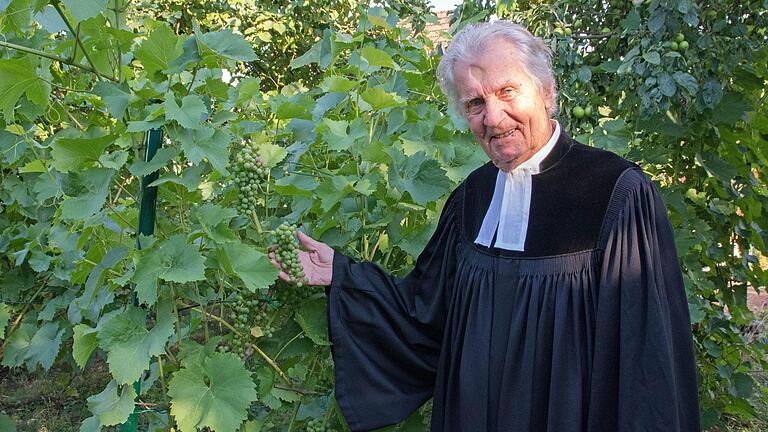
543, 85, 555, 111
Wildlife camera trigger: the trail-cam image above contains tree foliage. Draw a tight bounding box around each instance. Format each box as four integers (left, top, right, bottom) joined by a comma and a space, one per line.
0, 0, 766, 431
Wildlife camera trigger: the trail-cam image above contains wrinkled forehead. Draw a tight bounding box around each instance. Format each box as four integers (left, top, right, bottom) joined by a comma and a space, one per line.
453, 39, 530, 91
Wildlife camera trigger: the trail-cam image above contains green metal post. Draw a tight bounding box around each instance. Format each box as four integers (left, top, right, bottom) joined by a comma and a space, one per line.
121, 127, 163, 431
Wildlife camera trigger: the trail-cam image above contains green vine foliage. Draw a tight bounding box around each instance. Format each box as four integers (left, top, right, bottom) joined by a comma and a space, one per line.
0, 0, 766, 431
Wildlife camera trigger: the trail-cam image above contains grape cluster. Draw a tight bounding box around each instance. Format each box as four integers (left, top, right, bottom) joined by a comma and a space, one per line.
227, 291, 275, 357
306, 417, 331, 432
232, 141, 268, 216
273, 222, 308, 287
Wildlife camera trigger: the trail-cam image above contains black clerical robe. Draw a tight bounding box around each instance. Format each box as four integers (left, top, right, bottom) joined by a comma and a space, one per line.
327, 134, 700, 432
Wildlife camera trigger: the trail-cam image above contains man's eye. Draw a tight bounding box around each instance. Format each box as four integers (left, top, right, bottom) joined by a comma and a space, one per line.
501, 87, 517, 98
465, 99, 484, 114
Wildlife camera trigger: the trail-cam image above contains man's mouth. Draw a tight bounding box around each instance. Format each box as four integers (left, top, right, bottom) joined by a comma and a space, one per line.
491, 129, 517, 140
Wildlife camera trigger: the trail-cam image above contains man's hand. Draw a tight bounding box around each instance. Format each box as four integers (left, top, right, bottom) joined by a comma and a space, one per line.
270, 231, 334, 286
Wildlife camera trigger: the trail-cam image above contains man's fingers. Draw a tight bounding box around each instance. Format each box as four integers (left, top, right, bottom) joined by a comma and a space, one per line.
277, 270, 292, 282
268, 251, 282, 271
297, 231, 321, 249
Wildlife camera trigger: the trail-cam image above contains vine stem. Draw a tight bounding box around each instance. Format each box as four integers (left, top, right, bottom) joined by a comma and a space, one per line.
105, 199, 137, 230
0, 40, 118, 82
52, 1, 103, 82
273, 383, 321, 396
112, 0, 122, 82
189, 306, 292, 385
157, 356, 169, 404
274, 331, 304, 360
287, 400, 301, 432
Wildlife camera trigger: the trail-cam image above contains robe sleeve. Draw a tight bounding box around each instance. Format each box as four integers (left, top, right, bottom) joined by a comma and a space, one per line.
588, 168, 700, 431
327, 189, 461, 432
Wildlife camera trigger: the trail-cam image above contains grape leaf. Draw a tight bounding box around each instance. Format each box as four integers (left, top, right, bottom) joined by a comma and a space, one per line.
273, 175, 318, 197
38, 292, 74, 321
235, 77, 262, 107
196, 28, 257, 62
0, 130, 26, 164
93, 82, 131, 120
98, 151, 129, 170
386, 149, 451, 205
1, 324, 34, 368
316, 118, 367, 151
295, 299, 330, 346
0, 57, 50, 121
0, 303, 10, 339
165, 93, 208, 129
72, 323, 98, 369
217, 243, 279, 292
314, 176, 354, 211
135, 25, 183, 76
129, 147, 179, 177
168, 126, 231, 175
1, 0, 31, 33
79, 416, 100, 432
168, 352, 258, 432
1, 322, 64, 371
86, 380, 137, 426
195, 203, 238, 243
26, 322, 65, 371
312, 92, 346, 121
359, 87, 404, 111
359, 46, 394, 68
61, 0, 108, 22
149, 163, 205, 192
167, 36, 202, 73
97, 305, 174, 385
320, 75, 357, 93
133, 234, 206, 305
127, 119, 166, 132
66, 245, 124, 324
273, 100, 312, 120
50, 134, 114, 173
258, 142, 287, 168
60, 168, 115, 221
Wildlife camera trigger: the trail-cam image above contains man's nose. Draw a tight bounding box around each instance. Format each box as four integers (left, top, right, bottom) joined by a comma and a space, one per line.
483, 98, 506, 128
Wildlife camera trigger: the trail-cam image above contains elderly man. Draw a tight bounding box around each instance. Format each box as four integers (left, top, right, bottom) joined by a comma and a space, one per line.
278, 21, 700, 432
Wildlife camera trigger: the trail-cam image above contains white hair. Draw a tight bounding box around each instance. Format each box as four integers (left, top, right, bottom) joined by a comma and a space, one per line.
436, 21, 559, 117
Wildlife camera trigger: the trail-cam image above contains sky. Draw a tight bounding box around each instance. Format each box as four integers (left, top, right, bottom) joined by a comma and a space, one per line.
429, 0, 462, 11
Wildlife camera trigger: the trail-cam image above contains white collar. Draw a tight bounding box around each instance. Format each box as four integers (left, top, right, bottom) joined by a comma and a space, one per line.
474, 121, 561, 251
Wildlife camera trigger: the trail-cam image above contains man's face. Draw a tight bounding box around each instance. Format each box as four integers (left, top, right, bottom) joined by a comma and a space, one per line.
453, 38, 554, 172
